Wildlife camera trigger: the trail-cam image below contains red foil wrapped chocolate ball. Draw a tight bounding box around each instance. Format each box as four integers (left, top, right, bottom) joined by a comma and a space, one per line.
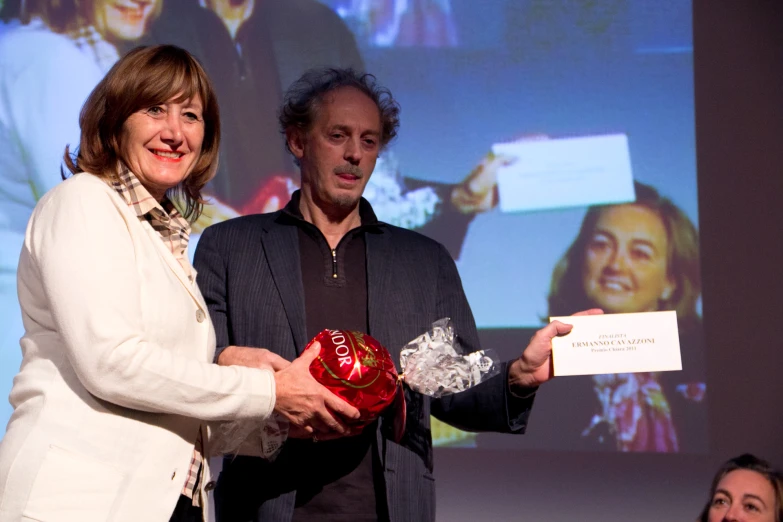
306, 329, 400, 428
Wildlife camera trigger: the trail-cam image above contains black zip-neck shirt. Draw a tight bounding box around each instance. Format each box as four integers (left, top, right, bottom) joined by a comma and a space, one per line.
283, 192, 389, 522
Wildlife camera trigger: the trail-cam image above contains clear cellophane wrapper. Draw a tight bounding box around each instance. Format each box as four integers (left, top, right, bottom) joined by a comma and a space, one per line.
210, 412, 289, 461
400, 317, 501, 398
214, 318, 499, 459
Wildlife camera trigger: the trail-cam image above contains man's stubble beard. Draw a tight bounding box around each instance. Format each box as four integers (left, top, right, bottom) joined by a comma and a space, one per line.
331, 192, 361, 211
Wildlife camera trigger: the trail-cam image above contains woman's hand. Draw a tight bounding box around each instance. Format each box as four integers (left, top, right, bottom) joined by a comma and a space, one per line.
272, 342, 361, 436
218, 344, 361, 438
217, 345, 291, 372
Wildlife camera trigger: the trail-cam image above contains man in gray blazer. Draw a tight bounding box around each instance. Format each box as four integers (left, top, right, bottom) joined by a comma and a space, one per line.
194, 68, 594, 522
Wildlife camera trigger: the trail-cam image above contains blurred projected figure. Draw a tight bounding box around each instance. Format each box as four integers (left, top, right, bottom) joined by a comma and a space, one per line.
142, 0, 362, 221
330, 0, 458, 48
0, 0, 158, 431
144, 0, 497, 258
548, 182, 706, 452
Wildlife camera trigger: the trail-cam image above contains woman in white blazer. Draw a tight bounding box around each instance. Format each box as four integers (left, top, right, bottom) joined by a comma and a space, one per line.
0, 0, 160, 436
0, 45, 359, 522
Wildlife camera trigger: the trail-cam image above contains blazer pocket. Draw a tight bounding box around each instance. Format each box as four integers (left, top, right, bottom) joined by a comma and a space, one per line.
22, 445, 124, 522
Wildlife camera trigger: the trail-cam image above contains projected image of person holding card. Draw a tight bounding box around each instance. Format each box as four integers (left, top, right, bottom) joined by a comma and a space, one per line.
547, 182, 706, 452
136, 0, 501, 260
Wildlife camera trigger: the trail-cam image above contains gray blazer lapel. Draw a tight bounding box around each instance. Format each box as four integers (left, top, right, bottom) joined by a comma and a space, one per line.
366, 228, 398, 362
260, 217, 308, 356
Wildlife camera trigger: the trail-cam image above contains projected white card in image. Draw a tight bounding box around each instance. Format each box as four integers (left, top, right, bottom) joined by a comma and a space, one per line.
492, 134, 636, 213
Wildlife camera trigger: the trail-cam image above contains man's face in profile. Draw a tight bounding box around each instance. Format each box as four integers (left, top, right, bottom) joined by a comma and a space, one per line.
295, 86, 382, 212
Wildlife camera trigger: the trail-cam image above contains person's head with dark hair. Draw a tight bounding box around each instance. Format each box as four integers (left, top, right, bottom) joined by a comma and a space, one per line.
547, 181, 701, 320
698, 453, 783, 522
279, 67, 400, 162
65, 44, 220, 220
2, 0, 160, 40
279, 67, 400, 219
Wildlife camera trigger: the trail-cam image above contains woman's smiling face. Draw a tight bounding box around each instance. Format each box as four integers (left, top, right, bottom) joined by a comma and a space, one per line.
581, 204, 675, 314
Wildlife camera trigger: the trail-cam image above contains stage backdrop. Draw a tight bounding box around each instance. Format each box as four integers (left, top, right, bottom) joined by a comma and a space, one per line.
0, 0, 704, 457
2, 1, 781, 520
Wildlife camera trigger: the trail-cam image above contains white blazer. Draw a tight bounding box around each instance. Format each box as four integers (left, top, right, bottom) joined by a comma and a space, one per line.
0, 173, 276, 522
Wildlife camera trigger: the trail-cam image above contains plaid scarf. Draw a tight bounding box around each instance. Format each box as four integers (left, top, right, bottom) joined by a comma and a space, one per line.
110, 167, 192, 277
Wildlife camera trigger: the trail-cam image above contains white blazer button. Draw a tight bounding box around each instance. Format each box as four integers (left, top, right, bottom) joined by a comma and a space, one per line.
204, 481, 217, 492
196, 310, 206, 323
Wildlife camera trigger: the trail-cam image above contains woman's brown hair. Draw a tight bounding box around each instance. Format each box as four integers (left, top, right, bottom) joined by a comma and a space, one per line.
65, 45, 220, 220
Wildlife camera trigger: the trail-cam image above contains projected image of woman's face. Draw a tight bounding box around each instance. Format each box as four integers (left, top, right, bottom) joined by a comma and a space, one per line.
93, 0, 158, 42
581, 204, 675, 314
